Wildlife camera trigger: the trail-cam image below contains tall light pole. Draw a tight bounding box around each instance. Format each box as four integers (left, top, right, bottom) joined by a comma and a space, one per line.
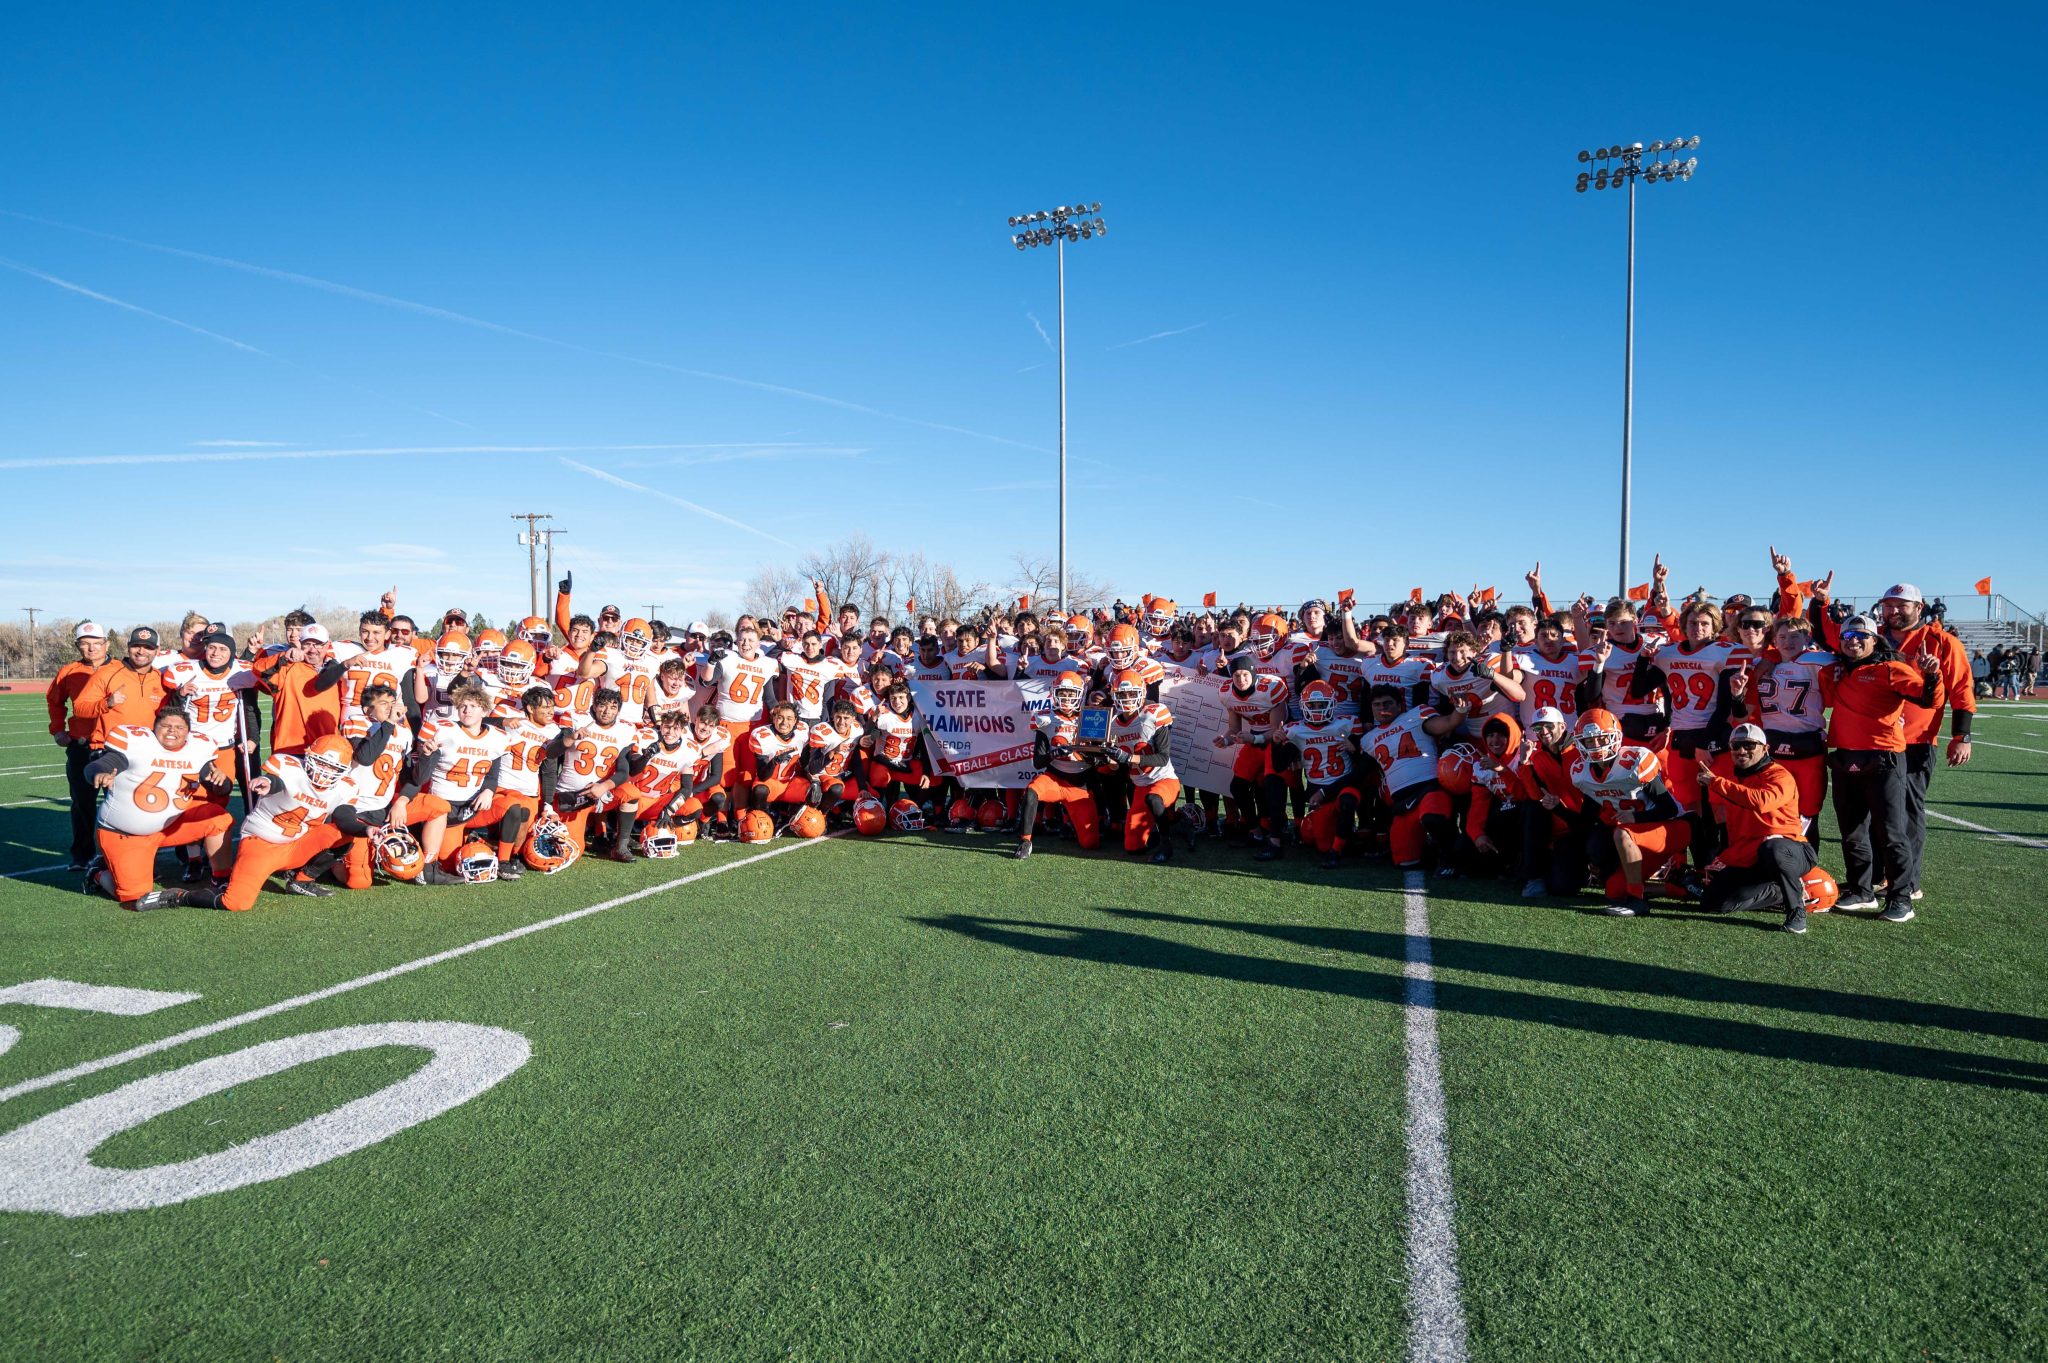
540, 528, 566, 602
1007, 200, 1106, 612
511, 513, 553, 618
21, 607, 41, 680
1576, 138, 1698, 596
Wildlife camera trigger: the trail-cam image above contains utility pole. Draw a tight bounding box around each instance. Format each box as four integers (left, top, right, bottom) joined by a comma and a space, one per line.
21, 607, 41, 679
541, 528, 565, 598
647, 604, 663, 622
510, 513, 553, 618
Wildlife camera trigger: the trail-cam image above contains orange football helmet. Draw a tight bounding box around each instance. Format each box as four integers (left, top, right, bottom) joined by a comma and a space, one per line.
975, 800, 1005, 830
372, 826, 425, 881
498, 639, 538, 687
620, 618, 653, 659
1436, 742, 1480, 796
1249, 612, 1289, 659
853, 794, 888, 836
738, 809, 776, 844
1300, 679, 1340, 728
1802, 865, 1840, 913
1111, 668, 1147, 718
434, 631, 472, 672
524, 811, 581, 874
673, 818, 701, 845
1574, 709, 1623, 764
1052, 673, 1085, 716
456, 840, 499, 883
1145, 598, 1177, 636
642, 822, 681, 858
473, 629, 508, 668
888, 798, 925, 832
517, 615, 551, 647
1106, 623, 1142, 670
789, 806, 827, 839
301, 735, 353, 791
948, 796, 975, 827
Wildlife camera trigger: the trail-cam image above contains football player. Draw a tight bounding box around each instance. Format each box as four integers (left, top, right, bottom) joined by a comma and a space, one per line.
1517, 613, 1582, 729
1275, 679, 1363, 870
745, 703, 813, 822
700, 625, 779, 774
600, 618, 661, 726
864, 684, 935, 808
331, 683, 413, 889
1358, 685, 1464, 873
1215, 653, 1292, 859
1573, 600, 1667, 748
780, 629, 854, 725
1014, 673, 1102, 859
1634, 599, 1750, 864
405, 681, 512, 877
339, 609, 424, 726
803, 702, 866, 819
1428, 631, 1525, 741
187, 729, 391, 910
1741, 614, 1832, 828
1104, 669, 1190, 864
551, 686, 644, 857
1566, 708, 1691, 916
81, 709, 236, 911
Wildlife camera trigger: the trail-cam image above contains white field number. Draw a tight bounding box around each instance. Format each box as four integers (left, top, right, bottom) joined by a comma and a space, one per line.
0, 980, 529, 1218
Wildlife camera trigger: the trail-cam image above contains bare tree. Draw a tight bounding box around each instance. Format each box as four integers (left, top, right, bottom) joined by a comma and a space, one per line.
800, 534, 891, 619
741, 565, 807, 621
1006, 552, 1113, 614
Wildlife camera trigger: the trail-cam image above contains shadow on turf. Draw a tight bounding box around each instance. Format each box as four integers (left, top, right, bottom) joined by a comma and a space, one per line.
914, 913, 2048, 1093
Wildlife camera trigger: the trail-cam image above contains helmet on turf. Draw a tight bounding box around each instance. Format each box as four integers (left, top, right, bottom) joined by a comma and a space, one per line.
302, 735, 353, 791
1145, 598, 1177, 636
524, 810, 581, 874
1802, 865, 1840, 913
1300, 679, 1339, 728
473, 630, 507, 670
620, 618, 653, 659
1106, 623, 1142, 671
673, 818, 700, 845
1181, 802, 1208, 838
1111, 668, 1146, 719
1250, 612, 1288, 659
975, 800, 1005, 830
642, 822, 680, 859
889, 798, 925, 832
789, 806, 827, 839
853, 794, 888, 836
948, 796, 975, 827
1436, 742, 1481, 796
1052, 673, 1085, 716
372, 826, 425, 881
497, 639, 538, 687
456, 840, 499, 884
434, 632, 473, 672
738, 810, 776, 844
517, 615, 551, 648
1575, 709, 1623, 765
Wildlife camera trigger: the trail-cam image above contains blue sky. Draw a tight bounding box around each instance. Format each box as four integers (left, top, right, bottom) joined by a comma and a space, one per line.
3, 2, 2042, 626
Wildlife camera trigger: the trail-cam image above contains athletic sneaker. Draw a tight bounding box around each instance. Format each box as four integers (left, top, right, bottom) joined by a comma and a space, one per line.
1783, 907, 1809, 935
1602, 898, 1649, 917
280, 877, 334, 899
496, 860, 524, 881
1879, 901, 1915, 923
1013, 840, 1033, 860
125, 889, 184, 912
1521, 878, 1546, 898
1835, 892, 1879, 912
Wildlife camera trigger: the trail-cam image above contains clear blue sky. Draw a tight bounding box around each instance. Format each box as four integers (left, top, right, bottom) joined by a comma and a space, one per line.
3, 1, 2042, 626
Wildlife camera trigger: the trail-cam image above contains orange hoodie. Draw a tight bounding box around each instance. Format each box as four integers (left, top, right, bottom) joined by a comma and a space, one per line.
1702, 760, 1805, 867
1822, 656, 1937, 753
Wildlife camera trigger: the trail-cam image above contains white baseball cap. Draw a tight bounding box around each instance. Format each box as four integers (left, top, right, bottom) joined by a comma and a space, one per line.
301, 623, 332, 644
685, 620, 711, 637
1730, 722, 1767, 745
1531, 706, 1566, 728
74, 620, 106, 640
1879, 583, 1924, 605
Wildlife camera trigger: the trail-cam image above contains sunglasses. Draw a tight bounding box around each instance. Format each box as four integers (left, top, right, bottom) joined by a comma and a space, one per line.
1738, 620, 1770, 630
1840, 629, 1875, 643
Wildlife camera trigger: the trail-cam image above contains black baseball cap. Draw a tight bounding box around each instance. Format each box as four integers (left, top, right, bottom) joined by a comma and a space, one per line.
128, 627, 160, 647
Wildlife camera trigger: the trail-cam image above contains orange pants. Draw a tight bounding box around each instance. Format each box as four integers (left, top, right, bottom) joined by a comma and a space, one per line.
1028, 771, 1101, 849
1604, 819, 1693, 899
722, 720, 762, 782
96, 804, 233, 902
1299, 786, 1362, 855
462, 789, 540, 861
1123, 778, 1182, 852
1389, 789, 1454, 867
1776, 753, 1827, 820
221, 823, 344, 911
868, 759, 934, 792
1666, 746, 1734, 813
753, 774, 811, 805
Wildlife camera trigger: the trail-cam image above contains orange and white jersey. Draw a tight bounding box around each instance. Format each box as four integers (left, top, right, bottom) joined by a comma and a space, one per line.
1284, 718, 1360, 787
95, 725, 222, 836
1108, 702, 1176, 787
1360, 707, 1442, 799
416, 720, 509, 803
339, 714, 413, 813
946, 648, 992, 680
708, 652, 778, 724
1518, 649, 1582, 727
780, 654, 853, 721
1753, 647, 1833, 741
1568, 746, 1664, 822
644, 678, 699, 728
1218, 672, 1291, 740
243, 753, 352, 845
1361, 653, 1434, 704
1659, 640, 1753, 733
905, 656, 954, 683
1033, 710, 1091, 776
158, 659, 256, 748
872, 710, 922, 764
630, 736, 702, 800
1312, 651, 1368, 718
543, 647, 582, 682
1021, 653, 1089, 685
1579, 638, 1660, 720
749, 724, 809, 781
339, 644, 417, 722
599, 647, 661, 726
552, 677, 598, 730
807, 722, 862, 780
557, 718, 641, 795
690, 726, 732, 785
496, 716, 560, 798
1114, 655, 1167, 690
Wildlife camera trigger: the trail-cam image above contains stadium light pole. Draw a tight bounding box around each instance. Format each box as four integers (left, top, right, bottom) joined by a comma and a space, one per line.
1006, 200, 1106, 613
1575, 138, 1698, 596
511, 513, 553, 618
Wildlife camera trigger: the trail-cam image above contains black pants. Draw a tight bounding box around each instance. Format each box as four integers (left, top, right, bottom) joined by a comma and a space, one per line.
1703, 838, 1816, 916
1899, 742, 1934, 896
1525, 803, 1596, 895
1831, 750, 1909, 897
64, 740, 99, 864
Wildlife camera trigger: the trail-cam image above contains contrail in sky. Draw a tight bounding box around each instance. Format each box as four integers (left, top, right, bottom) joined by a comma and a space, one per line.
0, 441, 847, 472
3, 208, 1050, 453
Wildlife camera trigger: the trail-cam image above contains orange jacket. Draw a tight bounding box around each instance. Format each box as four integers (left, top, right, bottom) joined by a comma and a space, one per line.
1888, 621, 1974, 744
1702, 761, 1805, 867
254, 654, 341, 754
71, 660, 167, 747
47, 659, 102, 741
1822, 658, 1937, 752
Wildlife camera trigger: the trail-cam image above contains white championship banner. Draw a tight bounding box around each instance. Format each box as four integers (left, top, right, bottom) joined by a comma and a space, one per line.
906, 678, 1051, 789
1155, 665, 1234, 797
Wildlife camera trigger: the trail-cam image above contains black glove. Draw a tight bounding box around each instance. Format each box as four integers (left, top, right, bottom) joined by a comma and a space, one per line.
449, 796, 482, 823
1471, 658, 1494, 681
558, 572, 572, 595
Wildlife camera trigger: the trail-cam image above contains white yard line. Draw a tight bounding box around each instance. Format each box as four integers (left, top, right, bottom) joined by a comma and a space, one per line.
1402, 868, 1469, 1363
0, 797, 64, 809
0, 834, 842, 1105
1926, 809, 2048, 851
1971, 739, 2048, 758
1, 864, 70, 882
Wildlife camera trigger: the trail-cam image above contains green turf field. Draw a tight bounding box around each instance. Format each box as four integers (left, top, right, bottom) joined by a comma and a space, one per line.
1, 690, 2044, 1361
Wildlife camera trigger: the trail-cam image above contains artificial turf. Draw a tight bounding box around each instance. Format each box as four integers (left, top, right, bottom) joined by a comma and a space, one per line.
1, 692, 2044, 1361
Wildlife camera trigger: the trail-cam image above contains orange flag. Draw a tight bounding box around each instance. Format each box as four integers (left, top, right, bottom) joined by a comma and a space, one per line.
1337, 588, 1356, 608
1202, 591, 1218, 608
905, 598, 916, 614
1626, 583, 1651, 602
1976, 577, 1993, 596
1408, 587, 1424, 606
1017, 594, 1031, 611
1476, 586, 1498, 606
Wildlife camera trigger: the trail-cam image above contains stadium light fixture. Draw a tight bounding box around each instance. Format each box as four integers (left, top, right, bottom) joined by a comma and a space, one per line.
1003, 198, 1108, 613
1572, 135, 1702, 596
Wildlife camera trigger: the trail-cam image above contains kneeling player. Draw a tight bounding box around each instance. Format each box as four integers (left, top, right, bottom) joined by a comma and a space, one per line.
1277, 680, 1363, 870
189, 729, 392, 910
1107, 669, 1190, 864
1569, 708, 1692, 916
1015, 673, 1102, 859
82, 710, 235, 911
1359, 686, 1465, 873
406, 681, 512, 880
746, 703, 813, 826
803, 702, 866, 821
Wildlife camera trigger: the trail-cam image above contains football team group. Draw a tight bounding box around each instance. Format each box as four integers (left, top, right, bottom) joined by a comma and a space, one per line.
43, 547, 1975, 934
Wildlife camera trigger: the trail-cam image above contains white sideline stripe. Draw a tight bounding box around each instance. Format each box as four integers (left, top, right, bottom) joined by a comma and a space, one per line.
1926, 809, 2048, 851
0, 834, 842, 1105
0, 979, 200, 1015
0, 765, 64, 776
1, 864, 68, 881
1402, 869, 1469, 1363
0, 797, 63, 809
1972, 739, 2048, 757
